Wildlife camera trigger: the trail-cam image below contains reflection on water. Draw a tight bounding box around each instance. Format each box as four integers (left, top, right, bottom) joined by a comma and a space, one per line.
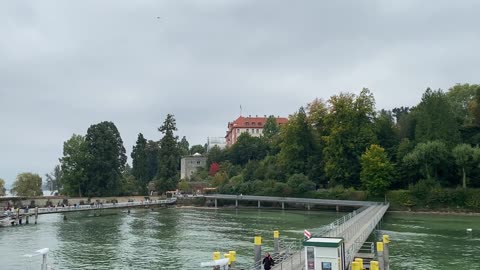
2, 208, 478, 269
383, 213, 480, 270
0, 207, 338, 270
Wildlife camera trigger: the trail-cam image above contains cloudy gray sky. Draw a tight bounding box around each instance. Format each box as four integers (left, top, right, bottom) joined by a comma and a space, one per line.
1, 1, 479, 186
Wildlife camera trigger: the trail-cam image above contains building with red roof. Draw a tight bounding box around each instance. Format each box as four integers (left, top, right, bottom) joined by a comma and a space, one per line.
225, 115, 288, 146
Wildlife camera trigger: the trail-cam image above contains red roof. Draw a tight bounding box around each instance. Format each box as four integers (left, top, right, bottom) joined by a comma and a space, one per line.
227, 116, 288, 130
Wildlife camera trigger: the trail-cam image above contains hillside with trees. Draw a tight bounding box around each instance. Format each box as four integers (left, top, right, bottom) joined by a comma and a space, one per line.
41, 83, 480, 211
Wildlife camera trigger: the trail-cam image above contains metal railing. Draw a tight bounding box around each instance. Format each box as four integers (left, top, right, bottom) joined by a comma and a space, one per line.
16, 198, 177, 215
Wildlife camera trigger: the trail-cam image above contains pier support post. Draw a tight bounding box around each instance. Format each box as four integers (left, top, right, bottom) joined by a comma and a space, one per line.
235, 200, 238, 208
254, 236, 262, 270
336, 205, 340, 212
307, 204, 311, 210
282, 202, 285, 209
274, 231, 279, 254
383, 235, 390, 270
35, 207, 38, 224
215, 199, 218, 208
229, 251, 236, 268
258, 201, 260, 208
26, 215, 29, 224
377, 242, 385, 270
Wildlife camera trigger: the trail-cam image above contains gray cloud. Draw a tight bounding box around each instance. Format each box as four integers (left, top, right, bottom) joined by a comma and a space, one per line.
1, 0, 480, 185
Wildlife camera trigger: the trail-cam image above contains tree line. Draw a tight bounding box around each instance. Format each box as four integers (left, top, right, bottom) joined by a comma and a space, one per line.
5, 83, 480, 203
198, 84, 480, 200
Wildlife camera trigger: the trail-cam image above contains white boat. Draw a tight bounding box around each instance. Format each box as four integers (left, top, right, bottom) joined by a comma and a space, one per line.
200, 258, 230, 267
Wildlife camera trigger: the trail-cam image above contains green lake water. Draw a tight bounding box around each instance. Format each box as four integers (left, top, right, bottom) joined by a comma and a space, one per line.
1, 208, 479, 269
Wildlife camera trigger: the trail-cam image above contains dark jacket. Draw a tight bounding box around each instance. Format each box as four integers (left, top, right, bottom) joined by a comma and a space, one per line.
262, 255, 274, 270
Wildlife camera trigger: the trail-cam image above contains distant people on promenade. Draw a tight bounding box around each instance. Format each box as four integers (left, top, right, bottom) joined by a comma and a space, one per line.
262, 252, 274, 270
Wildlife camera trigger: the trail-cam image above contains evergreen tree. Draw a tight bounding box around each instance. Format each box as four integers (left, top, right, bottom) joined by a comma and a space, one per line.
178, 136, 190, 157
156, 114, 180, 193
84, 121, 127, 196
131, 133, 148, 194
145, 140, 160, 183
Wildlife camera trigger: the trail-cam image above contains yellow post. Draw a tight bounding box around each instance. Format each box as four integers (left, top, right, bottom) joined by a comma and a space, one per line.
376, 242, 384, 252
274, 231, 280, 254
370, 261, 379, 270
213, 251, 221, 261
377, 242, 385, 270
224, 253, 231, 265
383, 235, 390, 244
229, 251, 236, 268
351, 261, 361, 270
229, 251, 236, 262
355, 258, 364, 270
254, 236, 262, 268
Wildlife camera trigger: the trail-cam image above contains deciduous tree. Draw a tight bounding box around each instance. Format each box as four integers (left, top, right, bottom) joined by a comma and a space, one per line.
12, 173, 42, 197
452, 144, 476, 189
60, 134, 88, 197
360, 145, 394, 197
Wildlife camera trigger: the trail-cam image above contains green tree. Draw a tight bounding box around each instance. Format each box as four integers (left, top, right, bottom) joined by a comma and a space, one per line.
190, 144, 206, 155
278, 107, 316, 175
131, 133, 149, 194
452, 144, 476, 189
403, 140, 449, 180
84, 121, 127, 197
0, 178, 5, 196
45, 165, 62, 194
12, 173, 42, 197
323, 89, 377, 187
207, 145, 227, 168
392, 107, 415, 140
414, 88, 460, 145
178, 136, 190, 157
374, 110, 399, 159
360, 145, 394, 197
178, 179, 189, 192
286, 173, 316, 196
145, 140, 160, 183
447, 84, 479, 125
60, 134, 89, 197
262, 115, 280, 142
156, 114, 180, 193
229, 133, 268, 165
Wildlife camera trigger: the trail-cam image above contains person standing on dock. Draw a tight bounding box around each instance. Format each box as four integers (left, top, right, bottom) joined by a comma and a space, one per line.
262, 252, 274, 270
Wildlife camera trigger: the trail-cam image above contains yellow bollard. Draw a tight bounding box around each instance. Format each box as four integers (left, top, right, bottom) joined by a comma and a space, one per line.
274, 231, 279, 238
213, 251, 221, 261
224, 253, 231, 265
229, 251, 236, 262
352, 261, 361, 270
355, 258, 364, 270
383, 235, 390, 244
377, 242, 384, 252
370, 260, 379, 270
254, 236, 262, 245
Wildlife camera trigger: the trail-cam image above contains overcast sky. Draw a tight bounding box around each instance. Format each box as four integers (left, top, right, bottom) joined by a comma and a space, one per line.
1, 1, 479, 186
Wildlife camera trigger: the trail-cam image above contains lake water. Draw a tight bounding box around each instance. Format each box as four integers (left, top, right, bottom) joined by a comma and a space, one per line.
0, 208, 479, 269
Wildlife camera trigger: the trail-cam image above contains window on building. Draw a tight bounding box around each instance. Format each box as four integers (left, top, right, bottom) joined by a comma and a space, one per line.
258, 122, 262, 126
256, 129, 259, 133
237, 128, 239, 133
246, 129, 249, 133
252, 122, 256, 126
197, 161, 201, 165
245, 122, 250, 126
